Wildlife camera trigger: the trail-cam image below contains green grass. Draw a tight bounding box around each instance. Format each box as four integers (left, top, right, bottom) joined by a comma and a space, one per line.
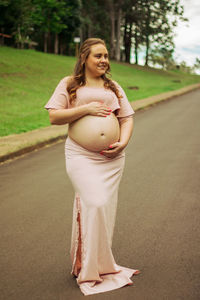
0, 46, 199, 136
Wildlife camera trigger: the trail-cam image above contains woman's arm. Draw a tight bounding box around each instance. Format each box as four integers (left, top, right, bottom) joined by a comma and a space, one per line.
49, 105, 88, 125
118, 116, 134, 147
101, 116, 134, 158
48, 102, 112, 125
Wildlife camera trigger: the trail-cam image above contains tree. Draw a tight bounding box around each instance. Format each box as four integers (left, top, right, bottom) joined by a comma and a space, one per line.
0, 0, 188, 64
79, 0, 110, 47
178, 61, 193, 74
141, 0, 187, 66
32, 0, 68, 53
0, 0, 35, 48
149, 47, 175, 69
193, 57, 200, 73
122, 0, 145, 64
31, 0, 81, 54
59, 0, 81, 55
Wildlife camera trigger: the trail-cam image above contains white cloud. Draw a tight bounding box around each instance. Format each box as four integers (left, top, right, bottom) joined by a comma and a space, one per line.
131, 0, 200, 72
173, 0, 200, 66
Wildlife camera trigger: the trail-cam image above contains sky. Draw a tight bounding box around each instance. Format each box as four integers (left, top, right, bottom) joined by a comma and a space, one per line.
173, 0, 200, 67
131, 0, 200, 72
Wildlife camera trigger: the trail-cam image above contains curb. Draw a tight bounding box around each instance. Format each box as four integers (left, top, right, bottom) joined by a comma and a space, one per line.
0, 125, 68, 164
131, 82, 200, 111
0, 82, 200, 163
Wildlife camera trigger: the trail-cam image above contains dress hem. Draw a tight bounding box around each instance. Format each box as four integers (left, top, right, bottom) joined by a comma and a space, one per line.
77, 267, 140, 296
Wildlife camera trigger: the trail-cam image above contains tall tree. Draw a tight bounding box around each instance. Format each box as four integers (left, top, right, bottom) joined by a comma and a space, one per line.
0, 0, 35, 48
149, 47, 175, 69
107, 0, 115, 59
32, 0, 68, 53
122, 0, 144, 63
141, 0, 186, 66
121, 0, 187, 65
80, 0, 110, 46
31, 0, 81, 54
59, 0, 81, 55
106, 0, 124, 60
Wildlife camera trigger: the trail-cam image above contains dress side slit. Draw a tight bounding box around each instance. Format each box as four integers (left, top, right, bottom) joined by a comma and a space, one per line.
75, 211, 82, 276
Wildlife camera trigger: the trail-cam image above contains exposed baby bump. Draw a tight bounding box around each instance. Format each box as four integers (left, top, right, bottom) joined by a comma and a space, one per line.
68, 113, 120, 152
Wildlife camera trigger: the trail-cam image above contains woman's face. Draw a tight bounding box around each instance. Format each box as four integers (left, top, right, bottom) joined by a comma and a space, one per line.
84, 44, 109, 77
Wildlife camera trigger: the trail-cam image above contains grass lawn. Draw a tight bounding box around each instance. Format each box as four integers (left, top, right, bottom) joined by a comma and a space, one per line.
0, 46, 199, 136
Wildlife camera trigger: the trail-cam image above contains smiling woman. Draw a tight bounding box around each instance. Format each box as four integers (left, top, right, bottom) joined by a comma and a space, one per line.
67, 43, 121, 152
84, 43, 109, 76
44, 38, 139, 296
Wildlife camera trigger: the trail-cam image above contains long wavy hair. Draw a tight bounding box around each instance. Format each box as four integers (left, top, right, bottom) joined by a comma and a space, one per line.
67, 38, 122, 104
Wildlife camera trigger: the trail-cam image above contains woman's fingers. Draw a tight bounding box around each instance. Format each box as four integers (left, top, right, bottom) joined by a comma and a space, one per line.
87, 102, 112, 116
97, 105, 112, 116
108, 142, 119, 148
101, 148, 119, 155
98, 110, 111, 117
101, 142, 124, 158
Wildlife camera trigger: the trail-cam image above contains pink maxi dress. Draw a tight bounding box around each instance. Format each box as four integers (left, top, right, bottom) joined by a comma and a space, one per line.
45, 77, 139, 296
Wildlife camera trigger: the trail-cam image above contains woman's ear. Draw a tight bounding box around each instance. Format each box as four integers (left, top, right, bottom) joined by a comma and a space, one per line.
81, 54, 85, 67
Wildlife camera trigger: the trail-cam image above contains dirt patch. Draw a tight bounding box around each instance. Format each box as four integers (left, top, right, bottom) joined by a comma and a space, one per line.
0, 62, 8, 67
128, 86, 139, 90
172, 80, 181, 83
0, 72, 26, 78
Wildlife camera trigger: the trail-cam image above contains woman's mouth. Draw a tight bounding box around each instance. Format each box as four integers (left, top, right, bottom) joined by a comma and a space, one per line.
98, 65, 107, 69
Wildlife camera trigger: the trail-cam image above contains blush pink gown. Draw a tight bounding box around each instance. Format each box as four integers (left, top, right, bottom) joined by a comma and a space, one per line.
45, 77, 140, 295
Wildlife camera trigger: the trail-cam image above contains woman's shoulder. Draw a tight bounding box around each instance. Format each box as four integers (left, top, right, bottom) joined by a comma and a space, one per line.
110, 79, 120, 88
60, 75, 73, 85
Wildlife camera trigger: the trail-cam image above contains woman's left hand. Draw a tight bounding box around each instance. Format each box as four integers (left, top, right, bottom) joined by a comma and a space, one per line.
100, 142, 126, 158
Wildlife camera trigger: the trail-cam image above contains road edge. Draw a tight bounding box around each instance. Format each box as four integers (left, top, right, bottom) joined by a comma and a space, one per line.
1, 82, 200, 164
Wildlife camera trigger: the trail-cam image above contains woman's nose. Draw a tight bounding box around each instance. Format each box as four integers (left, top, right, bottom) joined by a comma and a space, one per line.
100, 56, 107, 63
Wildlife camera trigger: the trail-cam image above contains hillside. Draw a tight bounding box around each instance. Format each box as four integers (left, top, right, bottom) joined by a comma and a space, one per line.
0, 46, 199, 136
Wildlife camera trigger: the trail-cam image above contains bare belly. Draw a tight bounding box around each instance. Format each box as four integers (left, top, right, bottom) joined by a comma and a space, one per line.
68, 113, 120, 152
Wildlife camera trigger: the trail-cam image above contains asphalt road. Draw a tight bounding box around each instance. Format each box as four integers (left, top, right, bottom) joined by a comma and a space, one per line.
0, 89, 200, 300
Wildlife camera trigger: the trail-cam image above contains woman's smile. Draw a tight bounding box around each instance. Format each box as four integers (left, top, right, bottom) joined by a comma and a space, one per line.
85, 44, 109, 76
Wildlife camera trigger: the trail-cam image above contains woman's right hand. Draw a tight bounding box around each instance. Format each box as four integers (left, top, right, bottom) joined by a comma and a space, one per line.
86, 102, 112, 117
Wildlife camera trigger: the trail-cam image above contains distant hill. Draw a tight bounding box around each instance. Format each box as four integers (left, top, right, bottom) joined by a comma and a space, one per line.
0, 46, 199, 136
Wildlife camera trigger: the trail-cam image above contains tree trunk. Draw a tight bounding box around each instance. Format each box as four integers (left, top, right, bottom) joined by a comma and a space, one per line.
44, 32, 48, 53
110, 11, 115, 59
54, 33, 59, 54
115, 7, 122, 61
79, 26, 83, 45
88, 22, 92, 38
134, 25, 138, 64
48, 32, 52, 53
145, 34, 149, 65
145, 4, 150, 66
17, 25, 21, 49
109, 5, 115, 59
60, 39, 65, 55
123, 16, 128, 62
0, 28, 4, 45
124, 21, 132, 63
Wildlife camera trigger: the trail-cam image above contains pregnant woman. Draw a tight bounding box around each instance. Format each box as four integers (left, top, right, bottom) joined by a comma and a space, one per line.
45, 38, 139, 296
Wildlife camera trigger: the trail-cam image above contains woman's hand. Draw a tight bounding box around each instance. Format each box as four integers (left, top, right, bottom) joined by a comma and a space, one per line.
100, 117, 134, 159
86, 102, 112, 117
100, 142, 126, 158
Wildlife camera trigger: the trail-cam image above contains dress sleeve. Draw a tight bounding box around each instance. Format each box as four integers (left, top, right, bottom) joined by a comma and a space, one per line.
114, 81, 135, 118
44, 77, 70, 110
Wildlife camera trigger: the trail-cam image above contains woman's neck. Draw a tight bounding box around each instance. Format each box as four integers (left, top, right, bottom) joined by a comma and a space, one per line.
85, 76, 104, 87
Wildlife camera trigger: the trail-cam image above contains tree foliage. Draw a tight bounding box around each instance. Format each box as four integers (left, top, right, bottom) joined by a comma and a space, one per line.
0, 0, 189, 69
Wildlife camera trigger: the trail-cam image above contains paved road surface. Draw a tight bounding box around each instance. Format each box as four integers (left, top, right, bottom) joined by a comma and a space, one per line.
0, 90, 200, 300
